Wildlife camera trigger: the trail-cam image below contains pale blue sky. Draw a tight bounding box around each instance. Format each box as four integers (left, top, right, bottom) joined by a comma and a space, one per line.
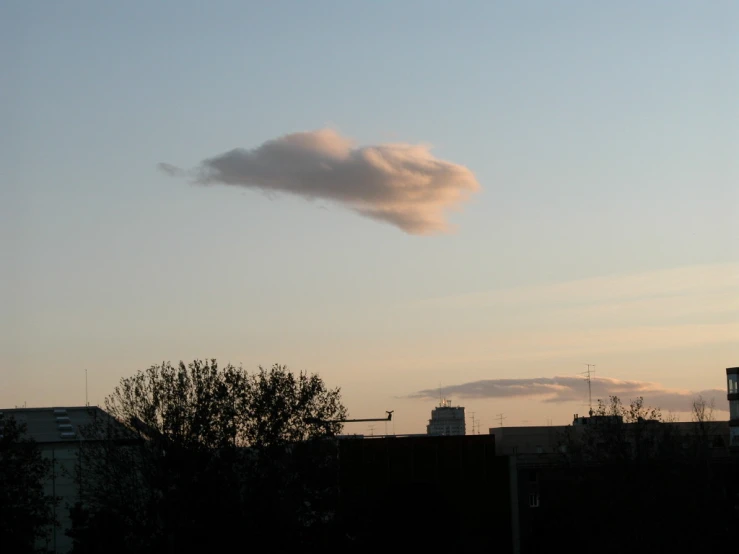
2, 1, 737, 432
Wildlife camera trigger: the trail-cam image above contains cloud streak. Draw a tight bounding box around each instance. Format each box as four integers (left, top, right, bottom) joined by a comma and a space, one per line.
157, 163, 186, 178
159, 129, 480, 234
411, 376, 727, 413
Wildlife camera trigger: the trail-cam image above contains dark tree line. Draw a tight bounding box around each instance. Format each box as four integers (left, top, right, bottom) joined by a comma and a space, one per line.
560, 395, 682, 463
6, 367, 736, 554
533, 395, 739, 553
67, 360, 348, 554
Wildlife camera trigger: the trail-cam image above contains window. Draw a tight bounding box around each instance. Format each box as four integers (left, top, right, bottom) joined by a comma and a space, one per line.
536, 445, 544, 454
728, 374, 738, 395
529, 493, 540, 508
730, 401, 739, 420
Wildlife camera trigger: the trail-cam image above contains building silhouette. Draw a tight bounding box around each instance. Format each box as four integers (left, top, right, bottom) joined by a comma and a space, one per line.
427, 399, 466, 436
728, 367, 739, 448
0, 406, 116, 554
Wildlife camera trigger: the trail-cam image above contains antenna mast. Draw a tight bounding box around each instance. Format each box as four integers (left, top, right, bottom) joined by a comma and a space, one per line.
85, 369, 89, 407
583, 364, 596, 416
496, 413, 507, 427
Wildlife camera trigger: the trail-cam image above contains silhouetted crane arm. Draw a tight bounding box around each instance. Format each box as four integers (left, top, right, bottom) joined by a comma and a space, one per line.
305, 411, 393, 425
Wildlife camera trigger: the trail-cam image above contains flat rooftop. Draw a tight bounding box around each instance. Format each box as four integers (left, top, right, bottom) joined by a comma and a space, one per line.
0, 406, 111, 443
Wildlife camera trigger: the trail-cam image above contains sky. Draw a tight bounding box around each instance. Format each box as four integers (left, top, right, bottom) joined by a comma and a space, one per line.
2, 0, 737, 434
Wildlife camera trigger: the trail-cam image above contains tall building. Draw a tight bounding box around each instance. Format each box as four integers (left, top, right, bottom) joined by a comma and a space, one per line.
426, 399, 466, 436
728, 367, 739, 448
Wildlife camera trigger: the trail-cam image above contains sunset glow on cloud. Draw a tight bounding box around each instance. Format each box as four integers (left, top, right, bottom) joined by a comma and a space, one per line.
160, 129, 480, 234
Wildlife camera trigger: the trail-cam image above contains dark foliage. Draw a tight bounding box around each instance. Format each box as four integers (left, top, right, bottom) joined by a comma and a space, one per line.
530, 395, 739, 553
0, 416, 57, 553
68, 360, 347, 554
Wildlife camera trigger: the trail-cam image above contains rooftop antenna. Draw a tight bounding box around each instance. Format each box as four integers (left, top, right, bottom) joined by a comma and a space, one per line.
469, 411, 476, 435
582, 364, 596, 416
496, 413, 507, 427
367, 425, 375, 437
85, 369, 89, 407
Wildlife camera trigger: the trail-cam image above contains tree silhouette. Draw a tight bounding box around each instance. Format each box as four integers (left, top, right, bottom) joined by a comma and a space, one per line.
548, 395, 737, 552
243, 364, 347, 447
69, 360, 346, 554
560, 395, 680, 463
0, 416, 57, 554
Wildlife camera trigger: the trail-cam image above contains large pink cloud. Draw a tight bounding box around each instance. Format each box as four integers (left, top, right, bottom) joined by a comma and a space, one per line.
159, 129, 481, 234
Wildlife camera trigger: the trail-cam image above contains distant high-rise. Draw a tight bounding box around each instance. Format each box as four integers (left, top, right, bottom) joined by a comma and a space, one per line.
728, 367, 738, 448
426, 399, 466, 436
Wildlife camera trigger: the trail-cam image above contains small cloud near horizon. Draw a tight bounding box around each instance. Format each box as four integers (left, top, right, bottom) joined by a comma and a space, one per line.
410, 376, 727, 414
157, 163, 186, 178
158, 129, 481, 234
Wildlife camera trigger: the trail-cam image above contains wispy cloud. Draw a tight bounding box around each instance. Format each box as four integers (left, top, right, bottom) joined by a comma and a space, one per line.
422, 264, 739, 313
406, 263, 739, 360
410, 376, 727, 413
159, 129, 480, 234
157, 163, 186, 178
